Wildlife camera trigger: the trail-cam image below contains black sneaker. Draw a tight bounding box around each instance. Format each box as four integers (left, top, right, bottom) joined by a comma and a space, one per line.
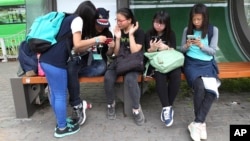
72, 100, 87, 125
107, 103, 116, 120
133, 105, 145, 126
54, 122, 80, 138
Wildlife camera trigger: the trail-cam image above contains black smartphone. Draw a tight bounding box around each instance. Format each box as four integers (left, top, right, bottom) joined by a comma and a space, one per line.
151, 36, 160, 42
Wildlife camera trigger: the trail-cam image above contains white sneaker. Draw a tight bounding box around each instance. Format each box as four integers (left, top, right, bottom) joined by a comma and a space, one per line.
188, 122, 201, 141
200, 123, 207, 140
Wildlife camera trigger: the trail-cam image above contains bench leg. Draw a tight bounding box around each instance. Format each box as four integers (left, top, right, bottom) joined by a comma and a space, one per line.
114, 82, 148, 117
123, 84, 133, 117
115, 83, 136, 117
10, 78, 45, 118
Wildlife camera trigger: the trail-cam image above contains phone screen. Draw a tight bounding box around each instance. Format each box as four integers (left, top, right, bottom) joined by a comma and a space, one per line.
187, 35, 196, 40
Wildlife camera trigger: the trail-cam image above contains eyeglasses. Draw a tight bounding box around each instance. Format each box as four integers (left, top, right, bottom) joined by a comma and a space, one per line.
115, 19, 127, 23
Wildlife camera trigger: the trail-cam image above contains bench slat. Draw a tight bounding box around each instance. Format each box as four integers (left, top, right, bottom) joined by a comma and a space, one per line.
21, 62, 250, 84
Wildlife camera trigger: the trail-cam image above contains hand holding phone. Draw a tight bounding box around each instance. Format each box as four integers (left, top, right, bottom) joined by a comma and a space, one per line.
105, 38, 113, 44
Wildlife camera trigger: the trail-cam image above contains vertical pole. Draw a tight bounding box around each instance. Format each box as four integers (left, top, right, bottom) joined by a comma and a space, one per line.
116, 0, 129, 10
0, 38, 8, 62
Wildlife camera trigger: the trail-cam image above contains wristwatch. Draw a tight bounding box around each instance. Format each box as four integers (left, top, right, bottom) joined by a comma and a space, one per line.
95, 37, 99, 44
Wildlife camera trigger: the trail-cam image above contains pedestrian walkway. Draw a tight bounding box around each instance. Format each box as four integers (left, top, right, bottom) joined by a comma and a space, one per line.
0, 61, 250, 141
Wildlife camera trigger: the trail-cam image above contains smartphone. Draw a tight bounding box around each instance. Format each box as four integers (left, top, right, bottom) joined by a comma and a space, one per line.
105, 38, 113, 44
187, 35, 196, 40
151, 36, 160, 42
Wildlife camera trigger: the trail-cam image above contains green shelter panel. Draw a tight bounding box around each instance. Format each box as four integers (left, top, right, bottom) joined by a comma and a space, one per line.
133, 6, 244, 62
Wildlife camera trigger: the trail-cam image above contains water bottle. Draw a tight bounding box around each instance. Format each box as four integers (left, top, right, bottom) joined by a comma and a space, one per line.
82, 100, 92, 109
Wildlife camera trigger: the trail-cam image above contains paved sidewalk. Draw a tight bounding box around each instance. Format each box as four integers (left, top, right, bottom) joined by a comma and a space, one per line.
0, 61, 250, 141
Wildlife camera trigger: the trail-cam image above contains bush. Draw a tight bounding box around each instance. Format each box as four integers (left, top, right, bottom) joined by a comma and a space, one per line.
219, 78, 250, 93
144, 78, 250, 98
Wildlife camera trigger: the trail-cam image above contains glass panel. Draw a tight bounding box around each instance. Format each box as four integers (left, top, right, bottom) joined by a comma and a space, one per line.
25, 0, 52, 30
129, 0, 235, 62
244, 0, 250, 26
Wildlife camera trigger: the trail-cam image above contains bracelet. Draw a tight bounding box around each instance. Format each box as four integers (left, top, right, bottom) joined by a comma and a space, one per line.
95, 37, 99, 44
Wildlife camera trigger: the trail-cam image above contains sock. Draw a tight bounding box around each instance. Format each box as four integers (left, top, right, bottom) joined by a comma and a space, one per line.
133, 109, 139, 114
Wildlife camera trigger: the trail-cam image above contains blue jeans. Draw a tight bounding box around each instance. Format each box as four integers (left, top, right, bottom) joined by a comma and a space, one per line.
79, 60, 106, 77
18, 41, 38, 73
40, 62, 67, 128
67, 56, 106, 107
193, 77, 216, 123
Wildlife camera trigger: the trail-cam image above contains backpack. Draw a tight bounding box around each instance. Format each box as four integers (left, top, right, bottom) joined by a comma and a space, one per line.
26, 12, 69, 53
208, 24, 214, 45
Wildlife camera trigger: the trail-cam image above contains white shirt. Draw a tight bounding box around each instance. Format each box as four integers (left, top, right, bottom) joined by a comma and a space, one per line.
71, 16, 83, 34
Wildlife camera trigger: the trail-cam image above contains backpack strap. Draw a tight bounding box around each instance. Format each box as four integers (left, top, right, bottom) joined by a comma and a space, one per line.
208, 24, 214, 45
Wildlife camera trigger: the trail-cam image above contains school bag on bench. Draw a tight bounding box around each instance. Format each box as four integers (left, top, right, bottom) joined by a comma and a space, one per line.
26, 11, 70, 53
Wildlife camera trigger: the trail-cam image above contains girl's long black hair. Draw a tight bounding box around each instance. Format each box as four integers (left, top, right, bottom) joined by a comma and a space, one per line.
148, 10, 172, 45
116, 8, 137, 25
187, 3, 209, 39
74, 1, 97, 39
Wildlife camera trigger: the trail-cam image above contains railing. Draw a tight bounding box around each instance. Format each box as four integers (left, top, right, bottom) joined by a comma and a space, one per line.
0, 30, 26, 62
130, 0, 227, 5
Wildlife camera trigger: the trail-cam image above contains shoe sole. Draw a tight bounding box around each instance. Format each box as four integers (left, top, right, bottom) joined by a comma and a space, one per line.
79, 100, 87, 125
54, 128, 80, 138
188, 124, 201, 141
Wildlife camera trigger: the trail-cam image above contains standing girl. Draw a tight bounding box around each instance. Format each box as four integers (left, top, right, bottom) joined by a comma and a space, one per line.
39, 1, 107, 138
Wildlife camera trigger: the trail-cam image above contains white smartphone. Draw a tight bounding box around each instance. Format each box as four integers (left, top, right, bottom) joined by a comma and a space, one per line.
187, 35, 196, 40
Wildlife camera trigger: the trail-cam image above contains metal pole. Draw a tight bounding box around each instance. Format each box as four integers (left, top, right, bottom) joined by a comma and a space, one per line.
116, 0, 129, 10
0, 38, 8, 62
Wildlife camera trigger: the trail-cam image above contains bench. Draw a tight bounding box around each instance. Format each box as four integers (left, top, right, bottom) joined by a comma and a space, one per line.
10, 62, 250, 118
10, 75, 145, 118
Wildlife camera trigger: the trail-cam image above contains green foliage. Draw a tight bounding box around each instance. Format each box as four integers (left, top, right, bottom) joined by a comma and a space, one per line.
144, 78, 250, 98
179, 80, 192, 98
219, 78, 250, 93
